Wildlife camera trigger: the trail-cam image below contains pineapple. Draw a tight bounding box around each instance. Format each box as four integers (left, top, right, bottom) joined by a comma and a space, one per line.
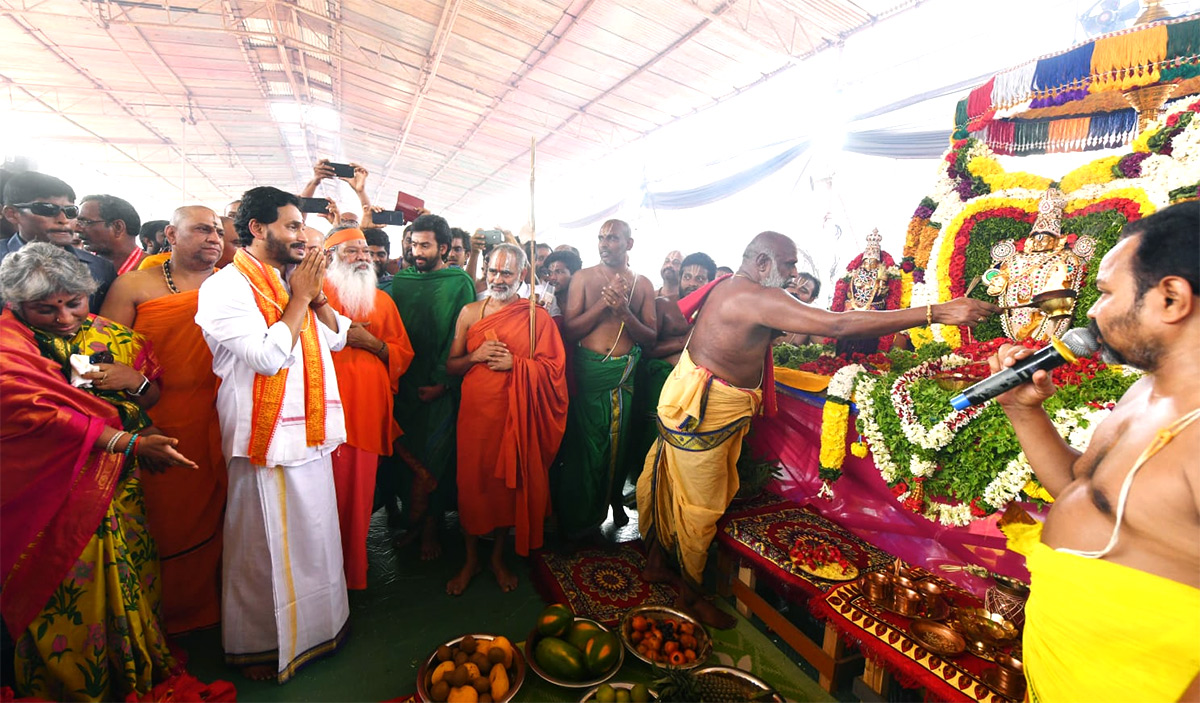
653, 666, 700, 703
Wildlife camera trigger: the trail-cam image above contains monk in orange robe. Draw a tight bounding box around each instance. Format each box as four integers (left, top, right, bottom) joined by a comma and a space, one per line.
322, 228, 415, 589
98, 205, 227, 634
445, 244, 568, 595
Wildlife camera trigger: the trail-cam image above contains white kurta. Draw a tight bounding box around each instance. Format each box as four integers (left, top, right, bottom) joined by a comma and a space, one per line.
195, 261, 352, 682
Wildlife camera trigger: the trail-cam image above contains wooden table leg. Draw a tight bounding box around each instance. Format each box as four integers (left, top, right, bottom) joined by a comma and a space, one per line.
862, 658, 894, 696
735, 562, 756, 618
716, 549, 734, 598
818, 622, 845, 691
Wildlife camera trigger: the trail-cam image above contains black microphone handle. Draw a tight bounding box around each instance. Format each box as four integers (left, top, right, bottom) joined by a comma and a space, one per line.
955, 345, 1065, 408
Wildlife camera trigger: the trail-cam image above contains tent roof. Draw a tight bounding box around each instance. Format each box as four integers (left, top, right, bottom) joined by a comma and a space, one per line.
1, 0, 916, 218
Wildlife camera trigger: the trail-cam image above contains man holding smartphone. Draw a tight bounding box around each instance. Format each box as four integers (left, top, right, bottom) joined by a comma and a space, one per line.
299, 159, 374, 227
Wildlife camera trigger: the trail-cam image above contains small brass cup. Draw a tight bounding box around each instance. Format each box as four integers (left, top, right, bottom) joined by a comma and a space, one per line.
916, 580, 943, 612
993, 653, 1026, 697
894, 587, 923, 617
892, 575, 917, 591
865, 572, 892, 604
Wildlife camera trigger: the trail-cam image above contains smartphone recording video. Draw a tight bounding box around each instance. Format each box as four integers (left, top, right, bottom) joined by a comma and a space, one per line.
327, 162, 356, 179
482, 229, 504, 246
298, 197, 331, 214
372, 210, 407, 226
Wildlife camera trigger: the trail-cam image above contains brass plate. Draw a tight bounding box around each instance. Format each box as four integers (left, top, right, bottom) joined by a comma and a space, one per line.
909, 618, 966, 658
956, 608, 1019, 644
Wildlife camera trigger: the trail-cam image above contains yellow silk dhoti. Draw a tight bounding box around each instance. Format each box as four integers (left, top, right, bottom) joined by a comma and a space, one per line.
1005, 521, 1200, 702
637, 349, 761, 586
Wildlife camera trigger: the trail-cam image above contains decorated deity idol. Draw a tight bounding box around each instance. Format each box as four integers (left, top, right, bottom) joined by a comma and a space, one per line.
983, 188, 1095, 341
831, 229, 902, 354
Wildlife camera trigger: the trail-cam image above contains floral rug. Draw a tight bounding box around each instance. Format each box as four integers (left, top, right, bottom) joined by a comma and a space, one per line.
529, 541, 679, 626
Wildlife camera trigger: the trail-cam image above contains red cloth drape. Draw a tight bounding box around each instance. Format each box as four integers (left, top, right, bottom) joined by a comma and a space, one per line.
0, 309, 125, 638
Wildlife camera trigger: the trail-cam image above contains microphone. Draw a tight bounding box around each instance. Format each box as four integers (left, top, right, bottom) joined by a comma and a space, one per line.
950, 328, 1099, 410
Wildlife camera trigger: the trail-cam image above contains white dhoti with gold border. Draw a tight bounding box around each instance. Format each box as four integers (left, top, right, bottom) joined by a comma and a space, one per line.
222, 456, 349, 682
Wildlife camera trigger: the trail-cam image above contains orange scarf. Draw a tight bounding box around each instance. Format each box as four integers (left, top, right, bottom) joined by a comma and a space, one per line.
231, 249, 326, 464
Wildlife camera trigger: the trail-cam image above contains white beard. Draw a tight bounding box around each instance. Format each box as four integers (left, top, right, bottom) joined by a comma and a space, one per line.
489, 283, 519, 304
327, 256, 377, 319
762, 264, 790, 289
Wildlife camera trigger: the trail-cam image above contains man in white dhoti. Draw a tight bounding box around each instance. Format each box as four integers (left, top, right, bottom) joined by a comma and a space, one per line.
195, 186, 351, 682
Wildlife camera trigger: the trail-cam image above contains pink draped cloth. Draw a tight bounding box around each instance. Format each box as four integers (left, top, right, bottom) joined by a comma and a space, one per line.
749, 384, 1038, 596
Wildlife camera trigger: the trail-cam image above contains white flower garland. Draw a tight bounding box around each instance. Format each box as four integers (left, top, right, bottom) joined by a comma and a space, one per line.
827, 363, 866, 401
853, 375, 902, 484
981, 404, 1117, 511
890, 354, 986, 450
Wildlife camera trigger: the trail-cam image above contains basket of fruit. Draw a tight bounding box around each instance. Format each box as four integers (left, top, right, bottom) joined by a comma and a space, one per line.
417, 633, 523, 703
525, 603, 624, 688
579, 681, 657, 702
619, 605, 710, 670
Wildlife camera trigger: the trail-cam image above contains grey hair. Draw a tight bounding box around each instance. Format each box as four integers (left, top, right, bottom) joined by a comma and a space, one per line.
0, 242, 97, 303
488, 242, 528, 272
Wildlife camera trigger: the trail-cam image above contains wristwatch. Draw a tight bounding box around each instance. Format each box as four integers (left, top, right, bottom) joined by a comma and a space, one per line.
129, 376, 151, 397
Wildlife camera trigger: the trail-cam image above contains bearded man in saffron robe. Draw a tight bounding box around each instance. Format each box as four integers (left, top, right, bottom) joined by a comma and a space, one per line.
445, 244, 568, 595
321, 227, 414, 589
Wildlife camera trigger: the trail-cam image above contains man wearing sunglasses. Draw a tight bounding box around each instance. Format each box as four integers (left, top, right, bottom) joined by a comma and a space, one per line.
77, 194, 144, 275
1, 171, 116, 312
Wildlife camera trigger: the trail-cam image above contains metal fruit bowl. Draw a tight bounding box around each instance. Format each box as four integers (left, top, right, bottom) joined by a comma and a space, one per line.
525, 617, 624, 689
618, 605, 711, 671
579, 682, 659, 702
693, 666, 784, 702
416, 633, 525, 703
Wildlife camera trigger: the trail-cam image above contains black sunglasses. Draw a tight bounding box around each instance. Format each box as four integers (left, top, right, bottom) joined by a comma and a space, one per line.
12, 202, 80, 219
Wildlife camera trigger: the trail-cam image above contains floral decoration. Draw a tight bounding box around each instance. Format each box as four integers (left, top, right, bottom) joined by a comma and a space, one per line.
835, 338, 1140, 526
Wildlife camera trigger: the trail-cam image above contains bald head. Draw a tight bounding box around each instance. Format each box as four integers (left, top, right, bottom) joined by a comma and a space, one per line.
740, 231, 797, 289
172, 205, 216, 229
166, 205, 223, 270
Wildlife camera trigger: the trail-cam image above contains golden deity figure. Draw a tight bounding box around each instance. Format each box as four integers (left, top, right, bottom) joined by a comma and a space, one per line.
983, 187, 1096, 341
846, 229, 889, 311
835, 229, 902, 354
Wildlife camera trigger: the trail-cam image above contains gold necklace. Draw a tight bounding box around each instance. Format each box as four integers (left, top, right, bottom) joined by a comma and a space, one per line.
162, 259, 180, 294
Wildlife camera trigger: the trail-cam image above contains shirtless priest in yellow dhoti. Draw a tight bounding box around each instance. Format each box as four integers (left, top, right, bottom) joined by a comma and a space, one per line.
990, 201, 1200, 702
637, 231, 996, 628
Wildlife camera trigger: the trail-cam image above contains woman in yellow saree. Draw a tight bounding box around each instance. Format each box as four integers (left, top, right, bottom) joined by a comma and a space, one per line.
1, 243, 195, 701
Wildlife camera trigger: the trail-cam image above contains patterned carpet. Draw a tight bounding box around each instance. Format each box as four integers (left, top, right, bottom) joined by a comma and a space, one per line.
530, 541, 679, 626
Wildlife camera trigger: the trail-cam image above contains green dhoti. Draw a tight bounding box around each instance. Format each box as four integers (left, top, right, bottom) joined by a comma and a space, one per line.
387, 267, 476, 518
553, 345, 641, 537
631, 356, 674, 484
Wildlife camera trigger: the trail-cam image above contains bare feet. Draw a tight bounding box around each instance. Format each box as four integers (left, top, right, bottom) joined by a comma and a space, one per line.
641, 563, 676, 584
447, 561, 482, 596
491, 557, 519, 593
641, 540, 679, 585
678, 594, 737, 630
240, 664, 277, 681
421, 518, 442, 561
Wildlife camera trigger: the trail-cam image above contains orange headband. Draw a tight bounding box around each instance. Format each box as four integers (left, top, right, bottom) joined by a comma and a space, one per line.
324, 227, 366, 249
